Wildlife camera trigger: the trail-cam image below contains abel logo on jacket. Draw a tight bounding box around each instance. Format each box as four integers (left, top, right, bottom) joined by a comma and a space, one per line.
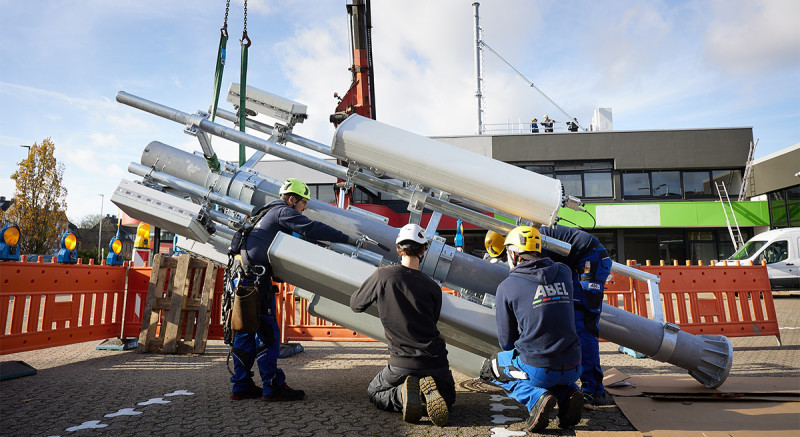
532, 282, 569, 307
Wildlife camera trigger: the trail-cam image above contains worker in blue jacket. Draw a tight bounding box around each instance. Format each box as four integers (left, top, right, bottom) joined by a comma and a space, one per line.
480, 226, 583, 432
539, 224, 612, 405
230, 178, 357, 401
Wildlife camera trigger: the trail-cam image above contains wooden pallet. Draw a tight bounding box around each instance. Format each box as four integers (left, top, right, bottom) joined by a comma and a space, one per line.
137, 253, 217, 354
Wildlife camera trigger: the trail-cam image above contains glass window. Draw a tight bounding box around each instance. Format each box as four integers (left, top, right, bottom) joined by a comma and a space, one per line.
313, 183, 336, 204
659, 232, 686, 264
622, 173, 650, 197
556, 173, 582, 197
757, 241, 789, 264
524, 165, 554, 176
584, 172, 613, 198
683, 171, 712, 197
589, 231, 617, 261
712, 170, 743, 196
652, 171, 681, 198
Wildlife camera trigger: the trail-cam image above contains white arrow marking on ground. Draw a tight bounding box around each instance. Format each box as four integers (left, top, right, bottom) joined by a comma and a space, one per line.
490, 414, 521, 424
164, 390, 194, 396
105, 408, 143, 417
489, 402, 519, 412
489, 394, 511, 402
490, 427, 526, 436
65, 420, 108, 432
137, 398, 171, 406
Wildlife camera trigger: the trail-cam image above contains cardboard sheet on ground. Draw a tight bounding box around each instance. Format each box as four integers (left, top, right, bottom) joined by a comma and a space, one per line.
606, 369, 800, 435
614, 397, 800, 436
604, 368, 800, 400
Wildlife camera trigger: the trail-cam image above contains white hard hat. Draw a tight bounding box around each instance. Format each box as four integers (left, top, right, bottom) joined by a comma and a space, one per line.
396, 223, 427, 245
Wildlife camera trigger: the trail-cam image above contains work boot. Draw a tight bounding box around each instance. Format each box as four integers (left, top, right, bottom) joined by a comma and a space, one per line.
558, 388, 583, 428
420, 376, 449, 426
262, 383, 305, 401
230, 384, 262, 400
401, 376, 424, 423
525, 392, 556, 432
582, 390, 608, 406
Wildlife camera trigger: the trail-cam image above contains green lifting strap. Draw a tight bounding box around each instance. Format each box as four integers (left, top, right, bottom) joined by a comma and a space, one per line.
204, 26, 227, 173
239, 31, 251, 167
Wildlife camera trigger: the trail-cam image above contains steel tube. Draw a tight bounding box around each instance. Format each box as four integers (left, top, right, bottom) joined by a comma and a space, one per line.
272, 233, 733, 388
118, 92, 565, 244
128, 162, 254, 215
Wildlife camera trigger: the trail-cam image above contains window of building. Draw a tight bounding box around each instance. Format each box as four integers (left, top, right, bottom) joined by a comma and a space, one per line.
556, 173, 582, 197
711, 169, 743, 196
584, 172, 613, 198
308, 183, 336, 204
659, 232, 686, 264
622, 173, 651, 197
622, 169, 742, 200
683, 171, 713, 197
589, 230, 617, 261
768, 185, 800, 228
687, 231, 715, 265
651, 171, 681, 198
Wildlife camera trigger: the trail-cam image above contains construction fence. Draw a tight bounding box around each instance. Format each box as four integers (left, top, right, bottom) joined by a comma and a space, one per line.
0, 256, 780, 355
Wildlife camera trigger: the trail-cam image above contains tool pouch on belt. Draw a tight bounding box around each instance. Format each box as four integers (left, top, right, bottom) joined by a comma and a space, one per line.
231, 284, 260, 333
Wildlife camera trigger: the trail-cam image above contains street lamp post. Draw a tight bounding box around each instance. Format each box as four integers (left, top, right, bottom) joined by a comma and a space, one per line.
98, 194, 104, 261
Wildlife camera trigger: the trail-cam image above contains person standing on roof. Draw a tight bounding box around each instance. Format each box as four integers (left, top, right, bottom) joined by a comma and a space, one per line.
541, 115, 554, 133
350, 223, 455, 427
230, 178, 358, 402
531, 118, 539, 133
480, 226, 583, 432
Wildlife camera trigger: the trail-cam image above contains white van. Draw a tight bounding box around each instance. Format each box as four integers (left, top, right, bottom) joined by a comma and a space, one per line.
721, 228, 800, 290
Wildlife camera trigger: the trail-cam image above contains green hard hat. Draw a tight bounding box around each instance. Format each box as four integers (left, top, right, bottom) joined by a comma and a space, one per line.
279, 178, 310, 200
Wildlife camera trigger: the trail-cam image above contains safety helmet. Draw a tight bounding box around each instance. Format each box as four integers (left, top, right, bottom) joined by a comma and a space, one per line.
396, 223, 427, 245
544, 114, 549, 118
279, 178, 311, 200
484, 230, 506, 258
504, 226, 542, 253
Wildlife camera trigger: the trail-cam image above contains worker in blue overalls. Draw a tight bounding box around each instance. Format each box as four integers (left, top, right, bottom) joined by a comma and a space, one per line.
486, 224, 612, 405
480, 226, 583, 432
230, 178, 357, 401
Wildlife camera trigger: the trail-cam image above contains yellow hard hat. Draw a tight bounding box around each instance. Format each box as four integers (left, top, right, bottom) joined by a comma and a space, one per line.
484, 230, 506, 258
504, 226, 542, 253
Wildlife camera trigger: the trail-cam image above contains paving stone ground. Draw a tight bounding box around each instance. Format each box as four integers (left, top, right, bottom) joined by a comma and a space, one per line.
1, 296, 797, 436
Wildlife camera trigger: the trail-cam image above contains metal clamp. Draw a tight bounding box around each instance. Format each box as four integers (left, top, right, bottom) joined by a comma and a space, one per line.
419, 236, 455, 284
184, 111, 210, 136
651, 322, 680, 362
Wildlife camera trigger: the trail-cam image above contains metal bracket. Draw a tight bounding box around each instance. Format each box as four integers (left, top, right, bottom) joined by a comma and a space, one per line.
419, 236, 455, 284
184, 111, 210, 136
424, 192, 450, 240
407, 188, 429, 225
651, 322, 680, 362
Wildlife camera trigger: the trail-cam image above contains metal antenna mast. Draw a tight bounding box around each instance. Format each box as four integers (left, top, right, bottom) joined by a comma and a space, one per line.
473, 2, 584, 131
473, 2, 485, 135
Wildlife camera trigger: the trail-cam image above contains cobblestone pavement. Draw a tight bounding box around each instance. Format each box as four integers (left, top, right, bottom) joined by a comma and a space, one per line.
1, 296, 797, 436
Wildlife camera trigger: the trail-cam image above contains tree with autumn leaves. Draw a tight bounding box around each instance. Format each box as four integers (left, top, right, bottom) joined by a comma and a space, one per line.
2, 138, 70, 254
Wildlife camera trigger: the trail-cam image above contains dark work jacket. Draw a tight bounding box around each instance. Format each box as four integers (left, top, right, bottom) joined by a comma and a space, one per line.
243, 200, 349, 267
495, 258, 581, 368
350, 265, 449, 369
540, 224, 604, 269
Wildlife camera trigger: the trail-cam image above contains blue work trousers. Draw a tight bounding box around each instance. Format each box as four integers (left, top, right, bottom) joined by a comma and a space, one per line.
230, 277, 285, 396
573, 249, 612, 395
488, 350, 581, 412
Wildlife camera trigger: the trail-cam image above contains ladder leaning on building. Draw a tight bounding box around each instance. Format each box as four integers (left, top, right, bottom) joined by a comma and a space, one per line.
717, 181, 745, 250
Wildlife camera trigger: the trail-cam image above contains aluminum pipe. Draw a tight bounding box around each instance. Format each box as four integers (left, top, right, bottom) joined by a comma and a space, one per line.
270, 232, 732, 388
119, 91, 570, 254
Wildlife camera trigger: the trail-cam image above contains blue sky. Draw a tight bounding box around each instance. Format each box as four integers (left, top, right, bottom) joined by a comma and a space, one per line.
1, 0, 798, 222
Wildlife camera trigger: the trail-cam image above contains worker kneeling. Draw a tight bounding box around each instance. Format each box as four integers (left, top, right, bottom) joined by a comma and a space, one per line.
480, 226, 583, 432
350, 224, 455, 426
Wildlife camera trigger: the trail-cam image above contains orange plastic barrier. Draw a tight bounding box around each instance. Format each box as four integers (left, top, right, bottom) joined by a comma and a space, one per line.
631, 262, 780, 341
0, 258, 127, 354
276, 283, 374, 342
